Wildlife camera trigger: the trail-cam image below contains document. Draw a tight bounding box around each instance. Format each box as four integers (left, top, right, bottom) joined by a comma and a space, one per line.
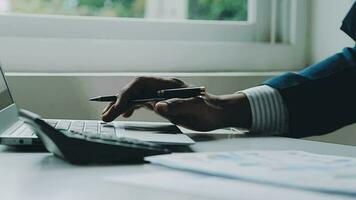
108, 171, 353, 200
145, 151, 356, 196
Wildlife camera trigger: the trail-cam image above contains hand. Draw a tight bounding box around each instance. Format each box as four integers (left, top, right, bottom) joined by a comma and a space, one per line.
101, 77, 188, 122
154, 93, 251, 131
101, 76, 252, 131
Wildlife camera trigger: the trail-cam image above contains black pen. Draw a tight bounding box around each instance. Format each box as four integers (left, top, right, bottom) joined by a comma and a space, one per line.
89, 87, 206, 103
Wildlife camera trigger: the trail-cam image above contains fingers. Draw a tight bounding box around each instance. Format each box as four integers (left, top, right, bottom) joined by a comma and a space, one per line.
122, 104, 143, 118
154, 100, 199, 130
101, 102, 120, 122
143, 101, 155, 110
122, 108, 135, 118
101, 79, 143, 122
101, 76, 188, 122
154, 97, 203, 116
101, 102, 115, 115
154, 96, 222, 131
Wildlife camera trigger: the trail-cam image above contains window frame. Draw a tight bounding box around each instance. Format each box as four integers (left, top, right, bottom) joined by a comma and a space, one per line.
0, 0, 308, 72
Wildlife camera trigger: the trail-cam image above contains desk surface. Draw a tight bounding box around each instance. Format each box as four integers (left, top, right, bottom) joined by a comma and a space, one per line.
1, 137, 356, 200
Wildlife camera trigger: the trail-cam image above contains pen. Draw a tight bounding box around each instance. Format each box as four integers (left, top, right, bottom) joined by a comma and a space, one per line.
89, 87, 206, 103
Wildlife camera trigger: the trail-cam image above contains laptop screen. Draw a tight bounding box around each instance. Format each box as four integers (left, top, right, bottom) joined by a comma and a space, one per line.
0, 67, 14, 111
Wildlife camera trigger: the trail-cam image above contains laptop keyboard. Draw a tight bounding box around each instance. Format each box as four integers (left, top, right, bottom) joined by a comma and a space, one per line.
45, 120, 117, 140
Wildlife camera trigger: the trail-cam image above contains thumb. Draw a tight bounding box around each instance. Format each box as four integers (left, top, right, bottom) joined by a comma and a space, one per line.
154, 97, 201, 116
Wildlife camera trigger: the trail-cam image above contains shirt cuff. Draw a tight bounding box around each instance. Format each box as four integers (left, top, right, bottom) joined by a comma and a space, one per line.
240, 85, 289, 135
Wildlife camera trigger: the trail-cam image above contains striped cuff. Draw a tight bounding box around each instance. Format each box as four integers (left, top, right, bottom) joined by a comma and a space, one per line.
241, 85, 289, 135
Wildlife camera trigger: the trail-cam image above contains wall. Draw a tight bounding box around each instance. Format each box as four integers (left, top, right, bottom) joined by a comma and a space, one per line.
305, 0, 356, 146
308, 0, 354, 63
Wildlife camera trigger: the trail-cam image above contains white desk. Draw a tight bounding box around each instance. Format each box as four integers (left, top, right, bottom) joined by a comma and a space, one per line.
1, 137, 356, 200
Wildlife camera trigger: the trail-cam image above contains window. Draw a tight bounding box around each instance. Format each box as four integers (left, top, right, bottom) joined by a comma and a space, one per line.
0, 0, 308, 72
2, 0, 248, 21
188, 0, 248, 21
1, 0, 145, 18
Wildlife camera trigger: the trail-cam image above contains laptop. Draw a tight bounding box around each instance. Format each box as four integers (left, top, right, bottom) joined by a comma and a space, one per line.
0, 64, 195, 146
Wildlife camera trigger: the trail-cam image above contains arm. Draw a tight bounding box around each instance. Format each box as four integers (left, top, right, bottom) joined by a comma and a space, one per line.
100, 48, 356, 137
264, 46, 356, 138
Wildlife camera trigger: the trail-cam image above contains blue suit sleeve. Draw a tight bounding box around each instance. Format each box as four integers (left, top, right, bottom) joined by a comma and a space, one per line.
264, 46, 356, 138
